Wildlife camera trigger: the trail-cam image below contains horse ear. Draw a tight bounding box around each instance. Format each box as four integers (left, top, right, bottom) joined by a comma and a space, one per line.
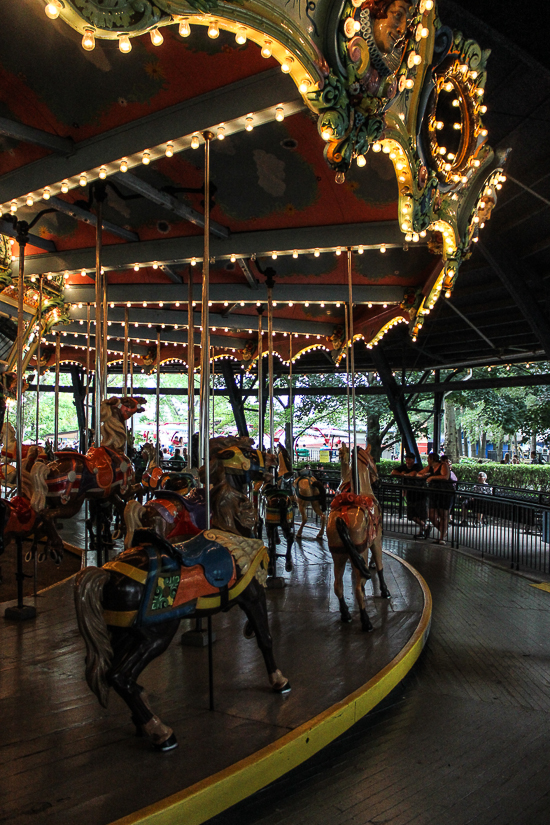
365, 444, 371, 455
105, 397, 118, 406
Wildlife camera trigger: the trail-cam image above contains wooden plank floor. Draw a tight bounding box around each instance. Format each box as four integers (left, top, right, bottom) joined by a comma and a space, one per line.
0, 524, 425, 825
205, 536, 550, 825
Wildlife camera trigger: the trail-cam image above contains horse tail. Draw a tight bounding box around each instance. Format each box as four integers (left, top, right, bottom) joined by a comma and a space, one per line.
335, 517, 371, 580
30, 462, 49, 512
124, 500, 146, 548
74, 567, 113, 708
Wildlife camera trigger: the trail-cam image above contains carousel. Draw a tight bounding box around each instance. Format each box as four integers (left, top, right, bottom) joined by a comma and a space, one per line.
0, 1, 499, 822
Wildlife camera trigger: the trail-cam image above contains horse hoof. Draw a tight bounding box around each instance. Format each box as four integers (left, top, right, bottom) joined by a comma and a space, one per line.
285, 560, 293, 573
272, 680, 291, 694
153, 733, 178, 752
369, 561, 377, 569
381, 588, 391, 599
243, 621, 255, 640
360, 613, 374, 632
340, 612, 352, 624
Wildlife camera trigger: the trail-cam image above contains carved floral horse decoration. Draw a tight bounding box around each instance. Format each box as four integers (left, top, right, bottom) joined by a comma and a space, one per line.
29, 397, 144, 555
74, 444, 290, 753
326, 444, 390, 632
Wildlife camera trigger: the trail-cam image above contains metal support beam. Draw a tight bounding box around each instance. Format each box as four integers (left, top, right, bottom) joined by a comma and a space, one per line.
370, 346, 421, 463
45, 196, 138, 242
70, 366, 87, 453
0, 219, 56, 253
445, 299, 497, 351
220, 359, 249, 437
160, 265, 183, 284
237, 258, 258, 289
0, 116, 74, 155
112, 172, 229, 240
22, 220, 405, 276
479, 239, 550, 359
0, 70, 300, 204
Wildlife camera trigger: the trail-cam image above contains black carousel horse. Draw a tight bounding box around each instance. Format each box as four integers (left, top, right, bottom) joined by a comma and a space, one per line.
74, 465, 290, 752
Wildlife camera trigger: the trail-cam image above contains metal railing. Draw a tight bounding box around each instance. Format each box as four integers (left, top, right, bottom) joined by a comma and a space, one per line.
376, 477, 550, 574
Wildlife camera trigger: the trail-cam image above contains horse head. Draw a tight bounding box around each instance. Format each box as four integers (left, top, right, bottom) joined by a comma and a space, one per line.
105, 396, 146, 422
356, 445, 378, 484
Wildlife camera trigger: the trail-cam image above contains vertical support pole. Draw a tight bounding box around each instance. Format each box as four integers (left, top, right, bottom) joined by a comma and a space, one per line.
288, 333, 293, 457
257, 308, 263, 449
156, 327, 161, 465
187, 269, 195, 468
344, 303, 351, 454
15, 225, 27, 495
129, 341, 134, 442
433, 368, 443, 455
267, 282, 275, 456
123, 307, 129, 396
54, 331, 61, 452
70, 366, 87, 453
94, 187, 107, 444
34, 276, 43, 445
347, 250, 358, 492
211, 348, 215, 438
220, 359, 249, 437
200, 131, 214, 527
85, 304, 91, 451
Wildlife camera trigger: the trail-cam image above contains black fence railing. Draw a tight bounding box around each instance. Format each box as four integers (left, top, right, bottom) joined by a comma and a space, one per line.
377, 477, 550, 574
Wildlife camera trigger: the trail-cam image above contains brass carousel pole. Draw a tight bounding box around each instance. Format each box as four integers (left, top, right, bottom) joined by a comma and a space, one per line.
347, 249, 358, 492
85, 304, 91, 450
54, 331, 61, 451
94, 188, 106, 445
266, 278, 275, 458
123, 307, 129, 396
199, 131, 214, 527
5, 222, 36, 620
211, 348, 215, 438
34, 276, 43, 445
156, 328, 161, 465
344, 303, 351, 457
257, 309, 263, 450
288, 334, 293, 459
187, 269, 195, 468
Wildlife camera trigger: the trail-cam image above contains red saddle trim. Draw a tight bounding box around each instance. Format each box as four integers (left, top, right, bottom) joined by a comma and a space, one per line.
86, 447, 114, 490
173, 561, 237, 606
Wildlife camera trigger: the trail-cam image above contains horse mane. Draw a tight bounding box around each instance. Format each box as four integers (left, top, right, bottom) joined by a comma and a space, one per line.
100, 401, 128, 453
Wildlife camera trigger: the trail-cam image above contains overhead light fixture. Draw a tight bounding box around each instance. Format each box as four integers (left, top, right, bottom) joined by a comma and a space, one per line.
150, 28, 164, 46
165, 142, 174, 157
275, 105, 285, 122
120, 157, 128, 172
191, 133, 200, 149
82, 29, 95, 51
98, 166, 107, 179
281, 55, 294, 73
217, 124, 225, 140
119, 34, 132, 53
207, 20, 219, 39
45, 1, 61, 19
179, 18, 191, 37
142, 150, 151, 165
261, 40, 272, 58
235, 27, 247, 45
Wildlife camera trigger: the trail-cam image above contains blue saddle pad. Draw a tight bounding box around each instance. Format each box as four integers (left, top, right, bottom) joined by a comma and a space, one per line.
172, 532, 234, 589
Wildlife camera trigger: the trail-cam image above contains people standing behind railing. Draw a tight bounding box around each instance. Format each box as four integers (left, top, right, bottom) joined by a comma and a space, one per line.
391, 453, 429, 539
421, 453, 456, 545
459, 471, 491, 526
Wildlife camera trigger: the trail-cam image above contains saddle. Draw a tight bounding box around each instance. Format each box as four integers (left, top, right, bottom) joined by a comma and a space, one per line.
143, 466, 163, 489
5, 495, 38, 534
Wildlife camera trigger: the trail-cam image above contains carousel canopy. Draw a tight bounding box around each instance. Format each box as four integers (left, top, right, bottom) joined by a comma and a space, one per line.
0, 1, 547, 378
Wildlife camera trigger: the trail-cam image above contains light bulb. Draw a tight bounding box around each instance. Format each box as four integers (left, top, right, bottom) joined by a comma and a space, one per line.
261, 40, 272, 58
356, 154, 366, 167
272, 252, 278, 259
119, 34, 131, 53
299, 78, 311, 94
142, 150, 151, 165
217, 124, 225, 140
79, 172, 87, 186
444, 81, 453, 92
26, 194, 34, 207
380, 244, 386, 253
235, 27, 247, 45
191, 134, 200, 149
165, 142, 174, 157
43, 187, 51, 200
134, 264, 140, 271
245, 116, 254, 132
436, 120, 444, 130
314, 249, 320, 257
275, 105, 285, 122
10, 201, 17, 214
119, 157, 128, 172
421, 27, 429, 38
281, 55, 294, 73
335, 247, 342, 256
191, 258, 197, 266
405, 78, 414, 89
321, 129, 332, 141
207, 20, 219, 39
45, 2, 61, 19
413, 53, 422, 65
293, 250, 298, 258
82, 29, 95, 51
358, 246, 364, 254
152, 262, 158, 269
98, 166, 107, 179
150, 28, 163, 46
179, 19, 191, 38
230, 254, 236, 262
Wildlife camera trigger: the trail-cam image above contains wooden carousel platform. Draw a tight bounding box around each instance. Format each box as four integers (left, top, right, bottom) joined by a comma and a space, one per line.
0, 523, 431, 825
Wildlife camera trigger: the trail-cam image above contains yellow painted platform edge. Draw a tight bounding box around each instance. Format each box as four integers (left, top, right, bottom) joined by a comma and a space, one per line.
109, 551, 432, 825
530, 582, 550, 593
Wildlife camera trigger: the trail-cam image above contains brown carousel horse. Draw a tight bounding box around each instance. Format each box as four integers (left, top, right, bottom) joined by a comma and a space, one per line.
28, 397, 145, 557
139, 442, 164, 499
0, 421, 52, 493
74, 457, 290, 753
294, 463, 327, 540
260, 445, 295, 576
326, 444, 390, 632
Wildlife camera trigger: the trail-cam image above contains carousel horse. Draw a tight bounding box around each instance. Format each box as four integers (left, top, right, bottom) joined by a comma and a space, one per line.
74, 459, 290, 752
138, 442, 164, 499
0, 421, 52, 464
29, 397, 145, 557
326, 444, 390, 633
123, 469, 202, 548
260, 445, 295, 576
294, 465, 327, 540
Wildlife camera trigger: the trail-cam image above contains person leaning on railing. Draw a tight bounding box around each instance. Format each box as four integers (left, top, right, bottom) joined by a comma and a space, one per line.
421, 454, 457, 545
391, 452, 430, 540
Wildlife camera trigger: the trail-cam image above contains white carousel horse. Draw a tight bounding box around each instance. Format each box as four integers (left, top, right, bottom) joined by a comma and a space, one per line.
326, 444, 390, 632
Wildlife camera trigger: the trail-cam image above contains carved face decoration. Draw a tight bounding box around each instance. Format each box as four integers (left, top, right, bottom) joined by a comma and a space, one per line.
372, 1, 411, 55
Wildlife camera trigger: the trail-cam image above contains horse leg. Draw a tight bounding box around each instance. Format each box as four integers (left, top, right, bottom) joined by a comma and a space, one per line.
353, 565, 374, 632
296, 501, 307, 538
266, 525, 277, 577
314, 503, 326, 540
332, 553, 351, 623
108, 620, 180, 751
236, 578, 290, 693
370, 529, 390, 598
283, 522, 294, 572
